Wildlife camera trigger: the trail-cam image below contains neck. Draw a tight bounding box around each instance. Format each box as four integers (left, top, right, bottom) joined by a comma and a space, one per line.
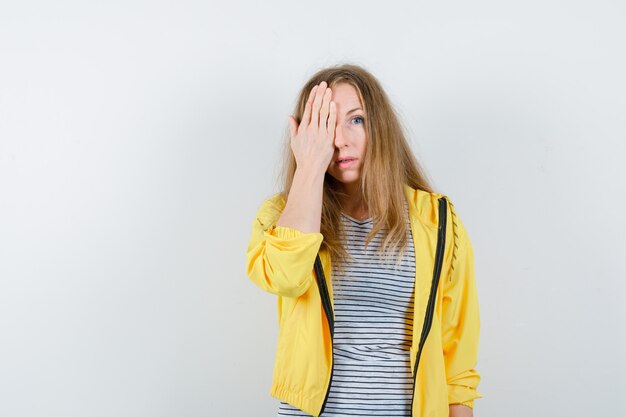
338, 182, 368, 218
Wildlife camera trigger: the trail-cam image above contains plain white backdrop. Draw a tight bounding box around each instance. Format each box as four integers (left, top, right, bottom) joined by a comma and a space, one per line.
1, 1, 624, 416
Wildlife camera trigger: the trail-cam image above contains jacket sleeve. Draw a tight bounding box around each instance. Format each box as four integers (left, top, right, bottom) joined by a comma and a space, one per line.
245, 196, 324, 298
441, 198, 483, 409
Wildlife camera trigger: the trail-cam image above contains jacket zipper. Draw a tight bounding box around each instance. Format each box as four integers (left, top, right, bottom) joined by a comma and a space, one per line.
314, 196, 447, 417
313, 254, 334, 417
410, 196, 448, 415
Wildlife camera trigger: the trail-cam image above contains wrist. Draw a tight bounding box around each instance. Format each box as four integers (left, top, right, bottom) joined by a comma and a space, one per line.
293, 166, 326, 187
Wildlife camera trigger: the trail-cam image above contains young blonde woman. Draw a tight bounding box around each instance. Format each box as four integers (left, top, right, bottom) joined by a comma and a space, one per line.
245, 64, 482, 417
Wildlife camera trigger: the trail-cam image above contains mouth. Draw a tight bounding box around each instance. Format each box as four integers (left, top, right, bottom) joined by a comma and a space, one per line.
336, 158, 357, 168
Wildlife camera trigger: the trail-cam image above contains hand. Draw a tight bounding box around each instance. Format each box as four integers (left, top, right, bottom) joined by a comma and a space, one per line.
449, 404, 473, 417
287, 81, 337, 175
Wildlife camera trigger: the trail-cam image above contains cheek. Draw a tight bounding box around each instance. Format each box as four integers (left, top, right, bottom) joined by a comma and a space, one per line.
347, 127, 367, 143
359, 134, 368, 156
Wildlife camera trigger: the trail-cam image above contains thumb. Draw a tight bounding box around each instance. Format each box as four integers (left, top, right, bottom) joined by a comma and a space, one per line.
287, 115, 298, 139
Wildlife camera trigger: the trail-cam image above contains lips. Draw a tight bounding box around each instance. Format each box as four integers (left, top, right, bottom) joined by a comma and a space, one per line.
336, 157, 357, 169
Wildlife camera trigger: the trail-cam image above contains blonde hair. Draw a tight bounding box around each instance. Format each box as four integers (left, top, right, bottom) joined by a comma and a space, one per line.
277, 63, 435, 273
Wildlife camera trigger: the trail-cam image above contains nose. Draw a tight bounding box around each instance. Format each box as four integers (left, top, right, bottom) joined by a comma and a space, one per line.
334, 124, 347, 149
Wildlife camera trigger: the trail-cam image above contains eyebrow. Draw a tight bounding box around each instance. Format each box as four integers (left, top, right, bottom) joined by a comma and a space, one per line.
346, 107, 363, 115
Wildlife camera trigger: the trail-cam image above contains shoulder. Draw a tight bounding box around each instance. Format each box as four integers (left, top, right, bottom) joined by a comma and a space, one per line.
403, 183, 470, 244
403, 184, 475, 276
403, 183, 450, 229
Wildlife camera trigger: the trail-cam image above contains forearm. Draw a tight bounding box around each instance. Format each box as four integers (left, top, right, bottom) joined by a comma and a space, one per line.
275, 167, 325, 233
449, 404, 473, 417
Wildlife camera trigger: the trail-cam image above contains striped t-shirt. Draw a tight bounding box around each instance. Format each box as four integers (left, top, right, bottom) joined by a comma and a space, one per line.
277, 201, 416, 416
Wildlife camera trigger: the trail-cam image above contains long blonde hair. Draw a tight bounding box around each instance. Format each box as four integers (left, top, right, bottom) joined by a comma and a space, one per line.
277, 63, 435, 272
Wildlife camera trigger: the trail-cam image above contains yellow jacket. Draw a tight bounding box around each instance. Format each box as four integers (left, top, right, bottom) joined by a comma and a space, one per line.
245, 183, 482, 417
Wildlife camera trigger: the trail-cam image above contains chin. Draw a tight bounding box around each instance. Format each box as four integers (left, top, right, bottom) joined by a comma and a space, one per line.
330, 175, 360, 185
326, 169, 362, 185
340, 178, 359, 184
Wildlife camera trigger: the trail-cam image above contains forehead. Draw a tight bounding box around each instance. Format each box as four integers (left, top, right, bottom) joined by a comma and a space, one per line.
330, 82, 363, 110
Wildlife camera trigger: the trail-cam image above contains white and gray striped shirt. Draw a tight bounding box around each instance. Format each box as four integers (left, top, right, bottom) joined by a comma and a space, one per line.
278, 202, 416, 416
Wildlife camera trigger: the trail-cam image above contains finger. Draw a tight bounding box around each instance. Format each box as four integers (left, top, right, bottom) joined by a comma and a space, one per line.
310, 81, 327, 129
300, 85, 317, 129
288, 115, 297, 139
319, 87, 332, 130
327, 101, 337, 139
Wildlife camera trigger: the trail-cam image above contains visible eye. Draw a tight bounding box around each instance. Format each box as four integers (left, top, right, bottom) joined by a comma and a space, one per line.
351, 116, 364, 125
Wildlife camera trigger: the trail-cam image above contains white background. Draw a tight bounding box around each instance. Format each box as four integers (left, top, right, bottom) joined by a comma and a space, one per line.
1, 1, 625, 416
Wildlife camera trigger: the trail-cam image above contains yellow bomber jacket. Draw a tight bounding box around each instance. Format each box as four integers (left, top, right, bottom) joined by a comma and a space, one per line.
245, 183, 482, 417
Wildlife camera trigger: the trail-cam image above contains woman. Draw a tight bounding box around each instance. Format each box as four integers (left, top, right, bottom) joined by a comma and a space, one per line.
245, 64, 482, 417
